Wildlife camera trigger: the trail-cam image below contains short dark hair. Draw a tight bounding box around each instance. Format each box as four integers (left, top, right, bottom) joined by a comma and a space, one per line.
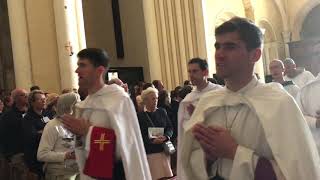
215, 17, 263, 50
178, 85, 193, 99
77, 48, 110, 68
30, 85, 40, 92
152, 80, 161, 89
207, 77, 217, 84
142, 83, 154, 90
183, 80, 191, 86
188, 58, 208, 71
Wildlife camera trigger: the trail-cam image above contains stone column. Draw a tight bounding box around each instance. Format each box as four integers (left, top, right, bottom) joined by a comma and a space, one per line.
7, 0, 33, 89
142, 0, 162, 83
143, 0, 207, 89
54, 0, 86, 90
282, 31, 292, 58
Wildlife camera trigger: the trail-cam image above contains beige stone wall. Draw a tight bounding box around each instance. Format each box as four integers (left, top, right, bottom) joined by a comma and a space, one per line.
25, 0, 61, 93
82, 0, 151, 82
202, 0, 245, 75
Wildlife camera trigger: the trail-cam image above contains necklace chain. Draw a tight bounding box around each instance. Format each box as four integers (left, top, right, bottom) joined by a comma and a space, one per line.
225, 106, 241, 131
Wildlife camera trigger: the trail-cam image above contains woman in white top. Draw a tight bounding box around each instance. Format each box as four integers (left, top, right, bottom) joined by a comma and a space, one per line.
37, 93, 80, 180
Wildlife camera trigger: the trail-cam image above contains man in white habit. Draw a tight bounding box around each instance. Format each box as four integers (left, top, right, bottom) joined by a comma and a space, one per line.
296, 73, 320, 154
62, 48, 151, 180
180, 17, 320, 180
177, 58, 221, 179
283, 58, 315, 88
296, 41, 320, 154
269, 59, 300, 99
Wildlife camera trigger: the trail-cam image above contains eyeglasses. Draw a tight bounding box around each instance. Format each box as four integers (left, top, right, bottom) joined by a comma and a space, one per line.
18, 94, 28, 97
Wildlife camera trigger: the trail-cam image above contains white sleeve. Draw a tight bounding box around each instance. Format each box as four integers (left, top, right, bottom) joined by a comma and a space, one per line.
229, 145, 257, 179
84, 125, 94, 152
182, 141, 208, 180
37, 123, 66, 162
189, 148, 208, 180
304, 115, 317, 130
112, 97, 152, 180
296, 91, 307, 115
306, 71, 316, 84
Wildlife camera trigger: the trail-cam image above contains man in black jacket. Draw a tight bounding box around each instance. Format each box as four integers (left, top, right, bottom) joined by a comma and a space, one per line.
0, 89, 28, 162
22, 90, 46, 177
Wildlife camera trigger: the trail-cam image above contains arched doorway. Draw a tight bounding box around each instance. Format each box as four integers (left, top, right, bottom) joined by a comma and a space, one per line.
301, 5, 320, 39
289, 4, 320, 76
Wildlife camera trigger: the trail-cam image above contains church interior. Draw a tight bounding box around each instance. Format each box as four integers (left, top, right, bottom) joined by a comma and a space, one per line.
1, 0, 320, 179
0, 0, 319, 93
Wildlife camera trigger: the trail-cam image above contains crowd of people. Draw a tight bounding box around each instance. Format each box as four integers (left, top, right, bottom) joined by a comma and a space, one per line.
0, 17, 320, 180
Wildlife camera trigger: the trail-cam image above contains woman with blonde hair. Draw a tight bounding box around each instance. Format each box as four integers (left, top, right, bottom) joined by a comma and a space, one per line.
37, 93, 80, 180
137, 87, 174, 180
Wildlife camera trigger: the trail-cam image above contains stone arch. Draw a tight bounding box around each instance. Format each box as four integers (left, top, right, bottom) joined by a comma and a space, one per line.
273, 0, 289, 31
258, 19, 277, 42
215, 11, 237, 27
300, 4, 320, 39
292, 0, 320, 41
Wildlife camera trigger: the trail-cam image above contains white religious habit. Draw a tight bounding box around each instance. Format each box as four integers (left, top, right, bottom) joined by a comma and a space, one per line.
296, 73, 320, 154
177, 82, 221, 180
181, 77, 320, 180
280, 81, 299, 99
74, 84, 152, 180
284, 69, 315, 88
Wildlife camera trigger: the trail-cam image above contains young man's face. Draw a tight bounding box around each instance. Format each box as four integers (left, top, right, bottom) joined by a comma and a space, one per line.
75, 58, 100, 89
215, 32, 257, 80
187, 63, 208, 86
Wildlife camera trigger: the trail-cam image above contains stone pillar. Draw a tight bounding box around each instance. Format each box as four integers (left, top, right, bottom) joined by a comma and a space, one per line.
282, 31, 292, 58
7, 0, 33, 89
143, 0, 207, 89
54, 0, 86, 90
242, 0, 255, 21
142, 0, 162, 83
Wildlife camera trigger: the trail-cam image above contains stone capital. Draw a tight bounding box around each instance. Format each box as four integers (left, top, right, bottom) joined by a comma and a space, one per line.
282, 31, 292, 43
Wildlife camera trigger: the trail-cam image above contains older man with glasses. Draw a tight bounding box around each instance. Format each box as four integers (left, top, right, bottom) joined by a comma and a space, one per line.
0, 88, 28, 164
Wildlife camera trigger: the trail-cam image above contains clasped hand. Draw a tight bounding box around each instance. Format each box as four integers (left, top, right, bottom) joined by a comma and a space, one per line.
61, 114, 91, 136
152, 135, 167, 144
192, 123, 238, 160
